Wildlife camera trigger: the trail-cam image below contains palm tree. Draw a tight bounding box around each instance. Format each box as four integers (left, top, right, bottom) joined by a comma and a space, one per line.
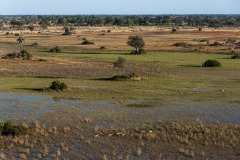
17, 36, 25, 51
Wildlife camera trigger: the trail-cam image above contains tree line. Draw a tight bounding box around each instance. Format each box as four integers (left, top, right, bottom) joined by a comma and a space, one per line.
0, 15, 240, 29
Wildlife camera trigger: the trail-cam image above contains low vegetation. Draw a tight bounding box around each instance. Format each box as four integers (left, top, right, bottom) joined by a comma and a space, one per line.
106, 72, 141, 81
202, 59, 221, 67
231, 51, 240, 59
209, 41, 222, 46
49, 46, 63, 53
0, 122, 28, 137
81, 38, 95, 45
49, 80, 68, 91
173, 42, 191, 47
3, 50, 32, 59
113, 57, 126, 68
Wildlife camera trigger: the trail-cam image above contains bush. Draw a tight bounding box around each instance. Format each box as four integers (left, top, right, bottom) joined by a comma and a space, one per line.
32, 42, 38, 46
108, 72, 140, 81
209, 41, 222, 46
171, 28, 177, 33
3, 50, 32, 59
15, 33, 20, 36
202, 60, 221, 67
0, 122, 28, 137
50, 46, 62, 53
100, 46, 106, 50
81, 39, 95, 45
173, 42, 190, 47
199, 39, 209, 42
49, 80, 68, 91
231, 55, 240, 59
113, 57, 126, 68
231, 51, 240, 59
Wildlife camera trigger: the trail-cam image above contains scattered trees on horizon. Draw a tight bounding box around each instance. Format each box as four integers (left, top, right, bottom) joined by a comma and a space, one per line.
0, 15, 239, 30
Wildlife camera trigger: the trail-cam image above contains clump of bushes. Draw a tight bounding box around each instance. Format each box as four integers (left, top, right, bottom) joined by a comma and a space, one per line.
32, 42, 38, 46
50, 46, 62, 53
202, 60, 221, 67
100, 46, 106, 50
113, 57, 126, 68
108, 72, 141, 81
3, 50, 32, 59
171, 28, 177, 33
199, 39, 209, 42
49, 80, 68, 91
209, 41, 222, 46
0, 122, 28, 137
81, 38, 95, 45
173, 42, 191, 47
231, 51, 240, 59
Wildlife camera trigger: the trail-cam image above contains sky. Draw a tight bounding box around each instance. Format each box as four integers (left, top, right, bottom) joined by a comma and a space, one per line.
0, 0, 239, 15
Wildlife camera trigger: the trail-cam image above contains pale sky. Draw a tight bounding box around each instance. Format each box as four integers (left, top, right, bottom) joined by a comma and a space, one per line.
0, 0, 239, 15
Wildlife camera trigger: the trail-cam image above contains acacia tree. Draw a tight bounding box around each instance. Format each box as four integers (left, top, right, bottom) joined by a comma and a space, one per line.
28, 25, 34, 33
17, 36, 25, 51
127, 36, 145, 55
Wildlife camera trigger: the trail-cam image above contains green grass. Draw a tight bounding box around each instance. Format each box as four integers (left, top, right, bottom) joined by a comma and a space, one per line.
0, 51, 240, 102
34, 50, 239, 68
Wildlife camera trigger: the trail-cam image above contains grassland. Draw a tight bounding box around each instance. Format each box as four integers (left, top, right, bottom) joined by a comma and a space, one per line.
0, 26, 239, 159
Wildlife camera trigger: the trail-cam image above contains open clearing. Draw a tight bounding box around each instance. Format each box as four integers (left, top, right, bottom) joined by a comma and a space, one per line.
0, 27, 239, 159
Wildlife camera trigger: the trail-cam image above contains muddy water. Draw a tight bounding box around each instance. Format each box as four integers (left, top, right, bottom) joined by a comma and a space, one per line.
0, 92, 239, 125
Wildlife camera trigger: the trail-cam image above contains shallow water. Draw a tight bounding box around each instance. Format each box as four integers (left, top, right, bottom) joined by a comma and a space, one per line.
0, 92, 239, 125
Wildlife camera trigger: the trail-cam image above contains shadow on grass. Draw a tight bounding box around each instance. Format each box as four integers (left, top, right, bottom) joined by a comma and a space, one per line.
14, 88, 44, 92
126, 104, 154, 108
33, 75, 66, 79
178, 64, 201, 67
93, 77, 115, 81
38, 50, 129, 55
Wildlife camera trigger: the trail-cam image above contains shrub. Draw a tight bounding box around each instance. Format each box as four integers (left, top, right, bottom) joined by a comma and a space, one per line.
209, 41, 222, 46
49, 80, 68, 91
32, 42, 38, 46
231, 51, 240, 59
50, 46, 62, 53
108, 72, 140, 81
100, 46, 106, 50
171, 28, 177, 33
113, 57, 126, 68
0, 122, 28, 137
15, 33, 20, 36
173, 42, 190, 47
81, 39, 95, 45
20, 50, 32, 59
202, 60, 221, 67
3, 50, 32, 59
199, 39, 209, 42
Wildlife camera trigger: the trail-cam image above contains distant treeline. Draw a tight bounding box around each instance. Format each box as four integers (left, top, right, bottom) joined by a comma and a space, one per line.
0, 15, 240, 28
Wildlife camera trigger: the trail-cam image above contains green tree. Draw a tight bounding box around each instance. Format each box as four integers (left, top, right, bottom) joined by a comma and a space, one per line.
17, 36, 25, 51
127, 36, 145, 55
28, 25, 34, 33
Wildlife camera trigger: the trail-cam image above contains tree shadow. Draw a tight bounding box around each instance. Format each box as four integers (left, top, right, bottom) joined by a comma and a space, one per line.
33, 75, 66, 79
178, 64, 201, 67
14, 88, 44, 92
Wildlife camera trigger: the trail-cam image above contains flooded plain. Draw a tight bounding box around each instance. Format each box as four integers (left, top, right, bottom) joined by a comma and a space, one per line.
0, 92, 239, 126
